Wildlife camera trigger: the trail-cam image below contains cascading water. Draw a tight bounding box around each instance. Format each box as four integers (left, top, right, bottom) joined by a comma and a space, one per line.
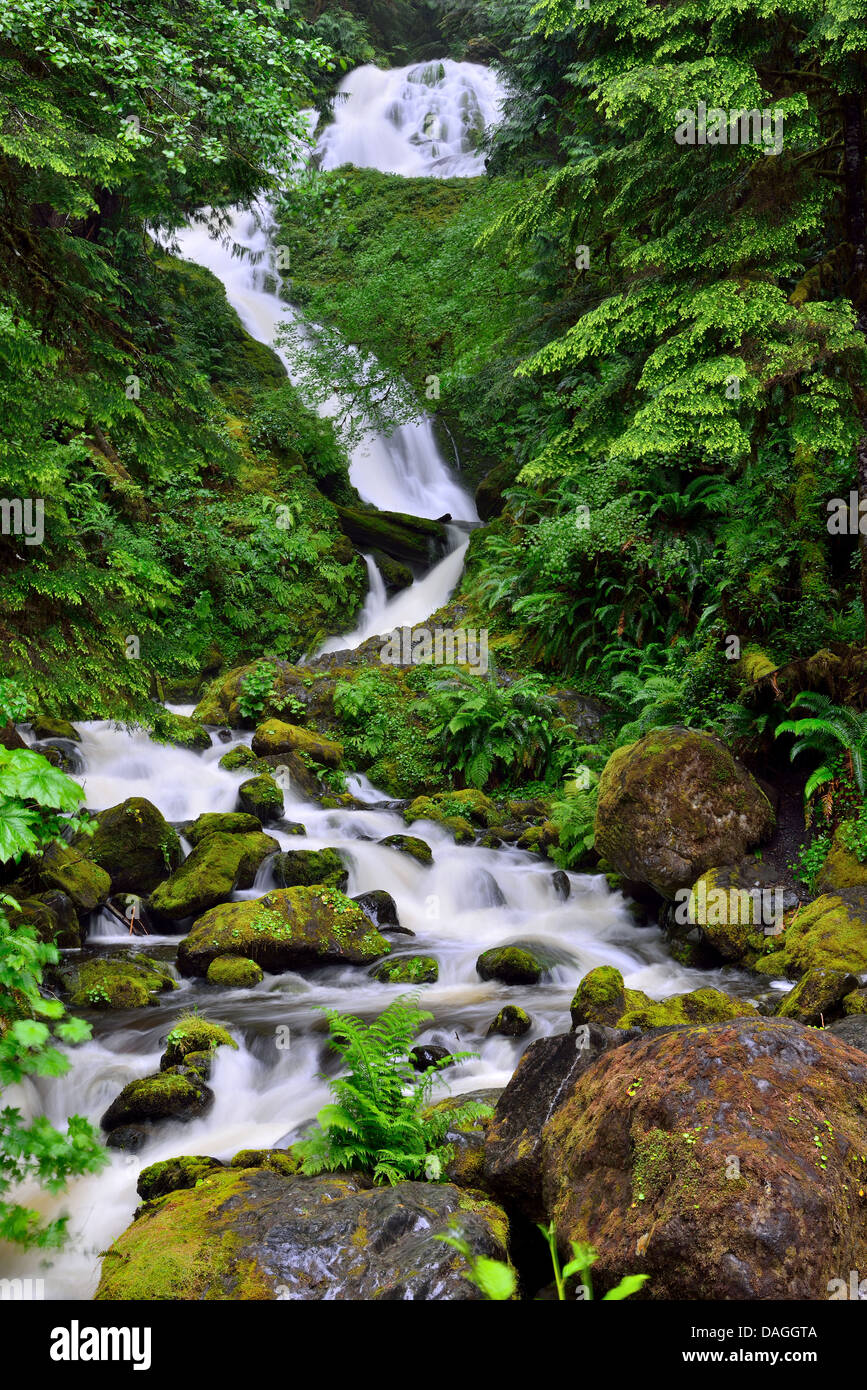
0, 61, 756, 1301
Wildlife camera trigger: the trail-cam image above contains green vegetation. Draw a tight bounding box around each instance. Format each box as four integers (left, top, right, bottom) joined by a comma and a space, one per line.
295, 996, 492, 1185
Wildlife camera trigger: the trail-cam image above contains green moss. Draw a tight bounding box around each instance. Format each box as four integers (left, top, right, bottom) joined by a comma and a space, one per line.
150, 710, 212, 752
570, 965, 756, 1029
79, 797, 183, 895
149, 830, 277, 920
138, 1155, 225, 1202
185, 812, 263, 845
37, 842, 111, 913
218, 745, 270, 774
61, 955, 177, 1010
251, 719, 343, 768
274, 848, 346, 890
476, 946, 542, 985
161, 1014, 237, 1068
229, 1149, 300, 1176
379, 834, 433, 866
206, 955, 264, 987
371, 955, 439, 985
237, 775, 284, 823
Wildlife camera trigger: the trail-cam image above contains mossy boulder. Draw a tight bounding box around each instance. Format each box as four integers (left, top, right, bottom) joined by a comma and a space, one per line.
10, 890, 81, 948
776, 968, 858, 1025
405, 789, 496, 835
150, 712, 211, 752
273, 848, 347, 891
237, 775, 283, 824
184, 812, 263, 846
516, 821, 559, 855
595, 728, 775, 898
487, 1005, 531, 1037
60, 955, 177, 1010
195, 661, 338, 730
36, 842, 110, 913
80, 797, 183, 895
30, 715, 80, 742
251, 719, 343, 769
816, 822, 867, 894
101, 1072, 213, 1132
371, 955, 438, 984
148, 830, 278, 921
95, 1169, 510, 1301
778, 892, 867, 976
137, 1155, 225, 1202
218, 744, 270, 774
206, 955, 264, 988
569, 965, 756, 1030
424, 1089, 501, 1192
177, 887, 391, 977
476, 946, 542, 985
335, 505, 448, 567
403, 797, 474, 842
539, 1017, 867, 1299
378, 834, 433, 866
843, 987, 867, 1015
686, 861, 793, 963
160, 1016, 237, 1069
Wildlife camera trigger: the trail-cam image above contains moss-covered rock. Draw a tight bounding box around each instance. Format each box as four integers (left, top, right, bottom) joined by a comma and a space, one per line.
95, 1169, 510, 1300
843, 987, 867, 1015
36, 842, 111, 913
570, 965, 756, 1030
218, 744, 270, 774
206, 955, 264, 988
516, 822, 560, 855
404, 789, 496, 835
780, 892, 867, 976
184, 812, 263, 846
161, 1015, 238, 1069
371, 955, 438, 984
595, 728, 775, 898
137, 1155, 225, 1202
10, 890, 81, 948
237, 775, 283, 824
229, 1148, 299, 1176
150, 712, 211, 752
776, 968, 858, 1025
196, 661, 338, 730
251, 719, 343, 769
273, 848, 347, 891
335, 505, 448, 567
476, 946, 542, 985
101, 1072, 213, 1131
378, 834, 433, 865
148, 830, 278, 920
816, 822, 867, 894
487, 1005, 531, 1037
60, 955, 177, 1010
403, 797, 474, 842
30, 715, 80, 742
79, 797, 183, 895
686, 861, 792, 963
177, 887, 391, 977
539, 1017, 867, 1299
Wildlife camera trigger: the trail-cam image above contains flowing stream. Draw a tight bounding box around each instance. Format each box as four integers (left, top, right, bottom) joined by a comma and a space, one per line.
0, 61, 753, 1299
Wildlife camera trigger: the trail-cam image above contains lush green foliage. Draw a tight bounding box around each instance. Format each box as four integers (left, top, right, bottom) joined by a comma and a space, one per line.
776, 692, 867, 810
295, 996, 491, 1185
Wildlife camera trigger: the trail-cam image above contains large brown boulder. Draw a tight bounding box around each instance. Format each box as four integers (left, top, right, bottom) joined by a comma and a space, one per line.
595, 728, 774, 898
538, 1017, 867, 1299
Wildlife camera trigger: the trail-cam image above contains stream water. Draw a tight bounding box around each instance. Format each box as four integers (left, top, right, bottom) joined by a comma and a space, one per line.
0, 61, 752, 1299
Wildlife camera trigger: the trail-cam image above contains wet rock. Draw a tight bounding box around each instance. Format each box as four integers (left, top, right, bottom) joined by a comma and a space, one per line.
105, 1125, 150, 1153
149, 830, 278, 920
237, 774, 283, 824
476, 945, 542, 985
273, 848, 347, 891
686, 860, 797, 964
137, 1156, 225, 1202
776, 968, 858, 1025
540, 1017, 867, 1299
59, 955, 177, 1010
570, 965, 756, 1030
77, 797, 183, 895
30, 715, 80, 742
217, 728, 233, 743
177, 887, 391, 977
827, 1015, 867, 1051
487, 1005, 531, 1037
352, 889, 404, 931
778, 891, 867, 976
251, 719, 343, 769
551, 870, 570, 901
410, 1044, 452, 1072
466, 869, 506, 909
595, 728, 774, 898
30, 740, 82, 773
378, 834, 433, 866
101, 1072, 213, 1132
335, 505, 449, 567
229, 1149, 300, 1176
0, 720, 27, 750
151, 713, 211, 752
183, 812, 263, 846
371, 955, 438, 985
95, 1169, 510, 1301
206, 955, 264, 987
425, 1089, 502, 1191
483, 1026, 635, 1219
195, 662, 338, 730
816, 821, 867, 894
10, 890, 80, 948
218, 744, 269, 774
36, 842, 111, 913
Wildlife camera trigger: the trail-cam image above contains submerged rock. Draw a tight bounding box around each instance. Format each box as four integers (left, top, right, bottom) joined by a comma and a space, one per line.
78, 797, 183, 895
486, 1005, 531, 1037
59, 955, 177, 1010
176, 887, 391, 976
95, 1169, 511, 1301
595, 728, 774, 898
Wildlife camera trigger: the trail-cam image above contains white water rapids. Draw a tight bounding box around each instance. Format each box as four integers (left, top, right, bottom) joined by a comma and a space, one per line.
0, 61, 753, 1300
